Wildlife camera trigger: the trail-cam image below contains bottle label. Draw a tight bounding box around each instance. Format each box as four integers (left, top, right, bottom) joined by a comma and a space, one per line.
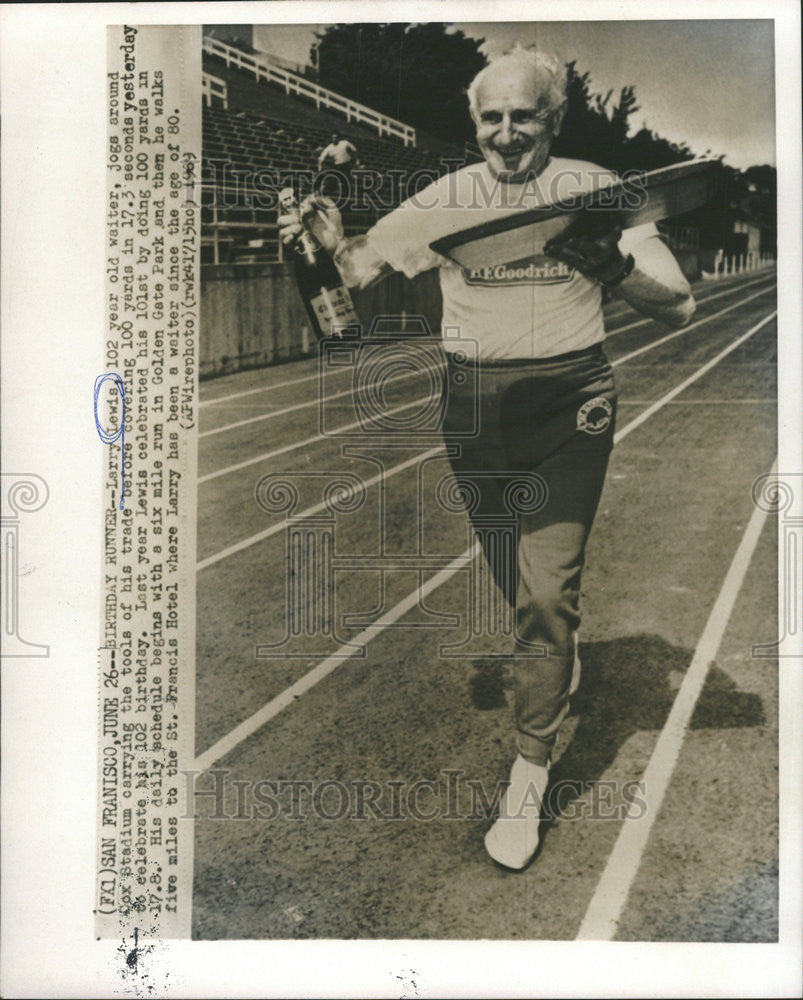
309, 285, 360, 337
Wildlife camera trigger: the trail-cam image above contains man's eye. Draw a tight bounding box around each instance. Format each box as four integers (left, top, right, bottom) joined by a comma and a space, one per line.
511, 111, 539, 123
480, 112, 502, 124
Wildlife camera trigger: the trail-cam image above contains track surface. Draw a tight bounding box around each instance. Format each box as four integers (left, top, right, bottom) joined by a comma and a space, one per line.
192, 269, 778, 940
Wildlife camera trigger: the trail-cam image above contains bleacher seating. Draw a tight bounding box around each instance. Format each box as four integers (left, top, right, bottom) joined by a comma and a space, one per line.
201, 50, 467, 265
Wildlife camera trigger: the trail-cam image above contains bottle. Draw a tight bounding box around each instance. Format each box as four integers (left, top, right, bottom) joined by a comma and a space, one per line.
278, 188, 361, 340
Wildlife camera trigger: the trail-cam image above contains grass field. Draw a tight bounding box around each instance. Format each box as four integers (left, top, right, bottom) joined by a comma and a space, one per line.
192, 268, 778, 941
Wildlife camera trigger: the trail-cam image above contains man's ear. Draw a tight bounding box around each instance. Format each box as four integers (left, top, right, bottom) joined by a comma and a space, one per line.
552, 101, 568, 137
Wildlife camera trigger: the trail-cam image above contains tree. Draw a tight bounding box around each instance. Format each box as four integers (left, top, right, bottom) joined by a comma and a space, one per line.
551, 63, 644, 171
313, 23, 487, 146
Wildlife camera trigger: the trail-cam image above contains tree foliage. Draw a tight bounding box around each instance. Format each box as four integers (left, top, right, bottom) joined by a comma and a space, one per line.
314, 23, 486, 146
311, 25, 774, 243
551, 62, 697, 172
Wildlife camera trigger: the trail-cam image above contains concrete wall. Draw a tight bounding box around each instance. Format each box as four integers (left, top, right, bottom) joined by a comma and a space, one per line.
200, 263, 442, 379
200, 249, 707, 379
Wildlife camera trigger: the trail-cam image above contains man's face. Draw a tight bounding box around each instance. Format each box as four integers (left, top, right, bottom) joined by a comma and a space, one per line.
473, 63, 565, 182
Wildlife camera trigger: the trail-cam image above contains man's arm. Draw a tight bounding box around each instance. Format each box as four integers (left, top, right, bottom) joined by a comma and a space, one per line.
333, 236, 394, 290
278, 196, 393, 290
544, 226, 695, 328
615, 235, 695, 327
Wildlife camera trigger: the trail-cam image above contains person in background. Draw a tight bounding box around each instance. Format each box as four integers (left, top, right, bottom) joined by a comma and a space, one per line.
315, 131, 358, 203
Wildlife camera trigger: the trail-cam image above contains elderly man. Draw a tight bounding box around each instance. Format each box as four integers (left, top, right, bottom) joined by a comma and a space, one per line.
281, 47, 693, 869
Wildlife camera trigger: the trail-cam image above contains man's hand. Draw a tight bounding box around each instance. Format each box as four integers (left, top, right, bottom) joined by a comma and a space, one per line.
278, 194, 343, 253
543, 225, 631, 284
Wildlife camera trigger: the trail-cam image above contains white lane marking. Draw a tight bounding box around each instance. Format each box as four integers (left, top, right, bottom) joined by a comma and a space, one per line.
198, 283, 776, 485
576, 455, 778, 941
198, 394, 435, 484
193, 311, 775, 769
611, 283, 775, 367
197, 446, 445, 571
192, 543, 481, 774
611, 311, 775, 439
197, 272, 775, 409
199, 359, 445, 438
604, 270, 771, 323
200, 362, 344, 407
605, 273, 775, 338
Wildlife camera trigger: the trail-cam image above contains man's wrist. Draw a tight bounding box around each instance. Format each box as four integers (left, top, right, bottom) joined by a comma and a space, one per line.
333, 237, 350, 264
599, 253, 635, 288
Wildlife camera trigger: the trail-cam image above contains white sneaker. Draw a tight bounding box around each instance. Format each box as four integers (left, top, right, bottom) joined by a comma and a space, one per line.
484, 755, 549, 869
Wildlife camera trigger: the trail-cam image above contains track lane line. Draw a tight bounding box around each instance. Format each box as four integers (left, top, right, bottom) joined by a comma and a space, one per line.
610, 311, 775, 438
605, 272, 775, 338
199, 358, 446, 438
621, 398, 775, 405
193, 544, 481, 774
197, 445, 445, 570
576, 451, 778, 941
194, 309, 776, 770
198, 395, 438, 484
604, 269, 771, 323
197, 273, 775, 410
200, 362, 348, 407
199, 282, 776, 485
611, 283, 775, 367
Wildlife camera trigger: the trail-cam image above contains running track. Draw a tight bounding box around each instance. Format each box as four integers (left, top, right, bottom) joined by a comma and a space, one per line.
192, 268, 779, 941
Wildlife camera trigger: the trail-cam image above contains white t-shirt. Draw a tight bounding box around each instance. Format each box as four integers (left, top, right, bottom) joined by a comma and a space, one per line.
320, 140, 356, 166
367, 157, 657, 360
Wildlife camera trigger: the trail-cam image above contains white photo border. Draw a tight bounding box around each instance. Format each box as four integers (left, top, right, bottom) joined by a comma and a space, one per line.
1, 1, 800, 997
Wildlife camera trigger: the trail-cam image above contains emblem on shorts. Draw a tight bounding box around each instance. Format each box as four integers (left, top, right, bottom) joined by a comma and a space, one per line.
577, 396, 613, 435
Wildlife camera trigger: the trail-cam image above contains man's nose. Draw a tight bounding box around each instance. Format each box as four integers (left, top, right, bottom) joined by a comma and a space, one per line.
498, 114, 514, 143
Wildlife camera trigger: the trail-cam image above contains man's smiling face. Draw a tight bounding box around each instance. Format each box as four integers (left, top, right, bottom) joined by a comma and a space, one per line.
473, 62, 565, 183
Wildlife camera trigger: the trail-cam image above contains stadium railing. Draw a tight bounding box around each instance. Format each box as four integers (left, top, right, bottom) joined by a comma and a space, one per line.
202, 72, 228, 109
203, 36, 417, 147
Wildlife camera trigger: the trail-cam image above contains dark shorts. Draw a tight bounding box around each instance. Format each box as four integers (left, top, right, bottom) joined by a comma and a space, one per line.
443, 342, 617, 488
440, 342, 618, 764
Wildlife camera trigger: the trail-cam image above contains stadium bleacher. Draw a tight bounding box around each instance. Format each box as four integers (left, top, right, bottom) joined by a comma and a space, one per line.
202, 48, 467, 265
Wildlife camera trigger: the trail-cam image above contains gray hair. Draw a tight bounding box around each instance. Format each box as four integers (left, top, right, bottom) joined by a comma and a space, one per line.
467, 45, 568, 120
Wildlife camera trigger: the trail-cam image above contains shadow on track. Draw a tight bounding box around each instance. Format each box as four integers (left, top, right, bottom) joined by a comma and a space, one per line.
470, 633, 765, 831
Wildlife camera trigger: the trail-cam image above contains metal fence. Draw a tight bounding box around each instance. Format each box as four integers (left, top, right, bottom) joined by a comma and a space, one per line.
708, 249, 775, 278
202, 72, 228, 108
203, 37, 417, 146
